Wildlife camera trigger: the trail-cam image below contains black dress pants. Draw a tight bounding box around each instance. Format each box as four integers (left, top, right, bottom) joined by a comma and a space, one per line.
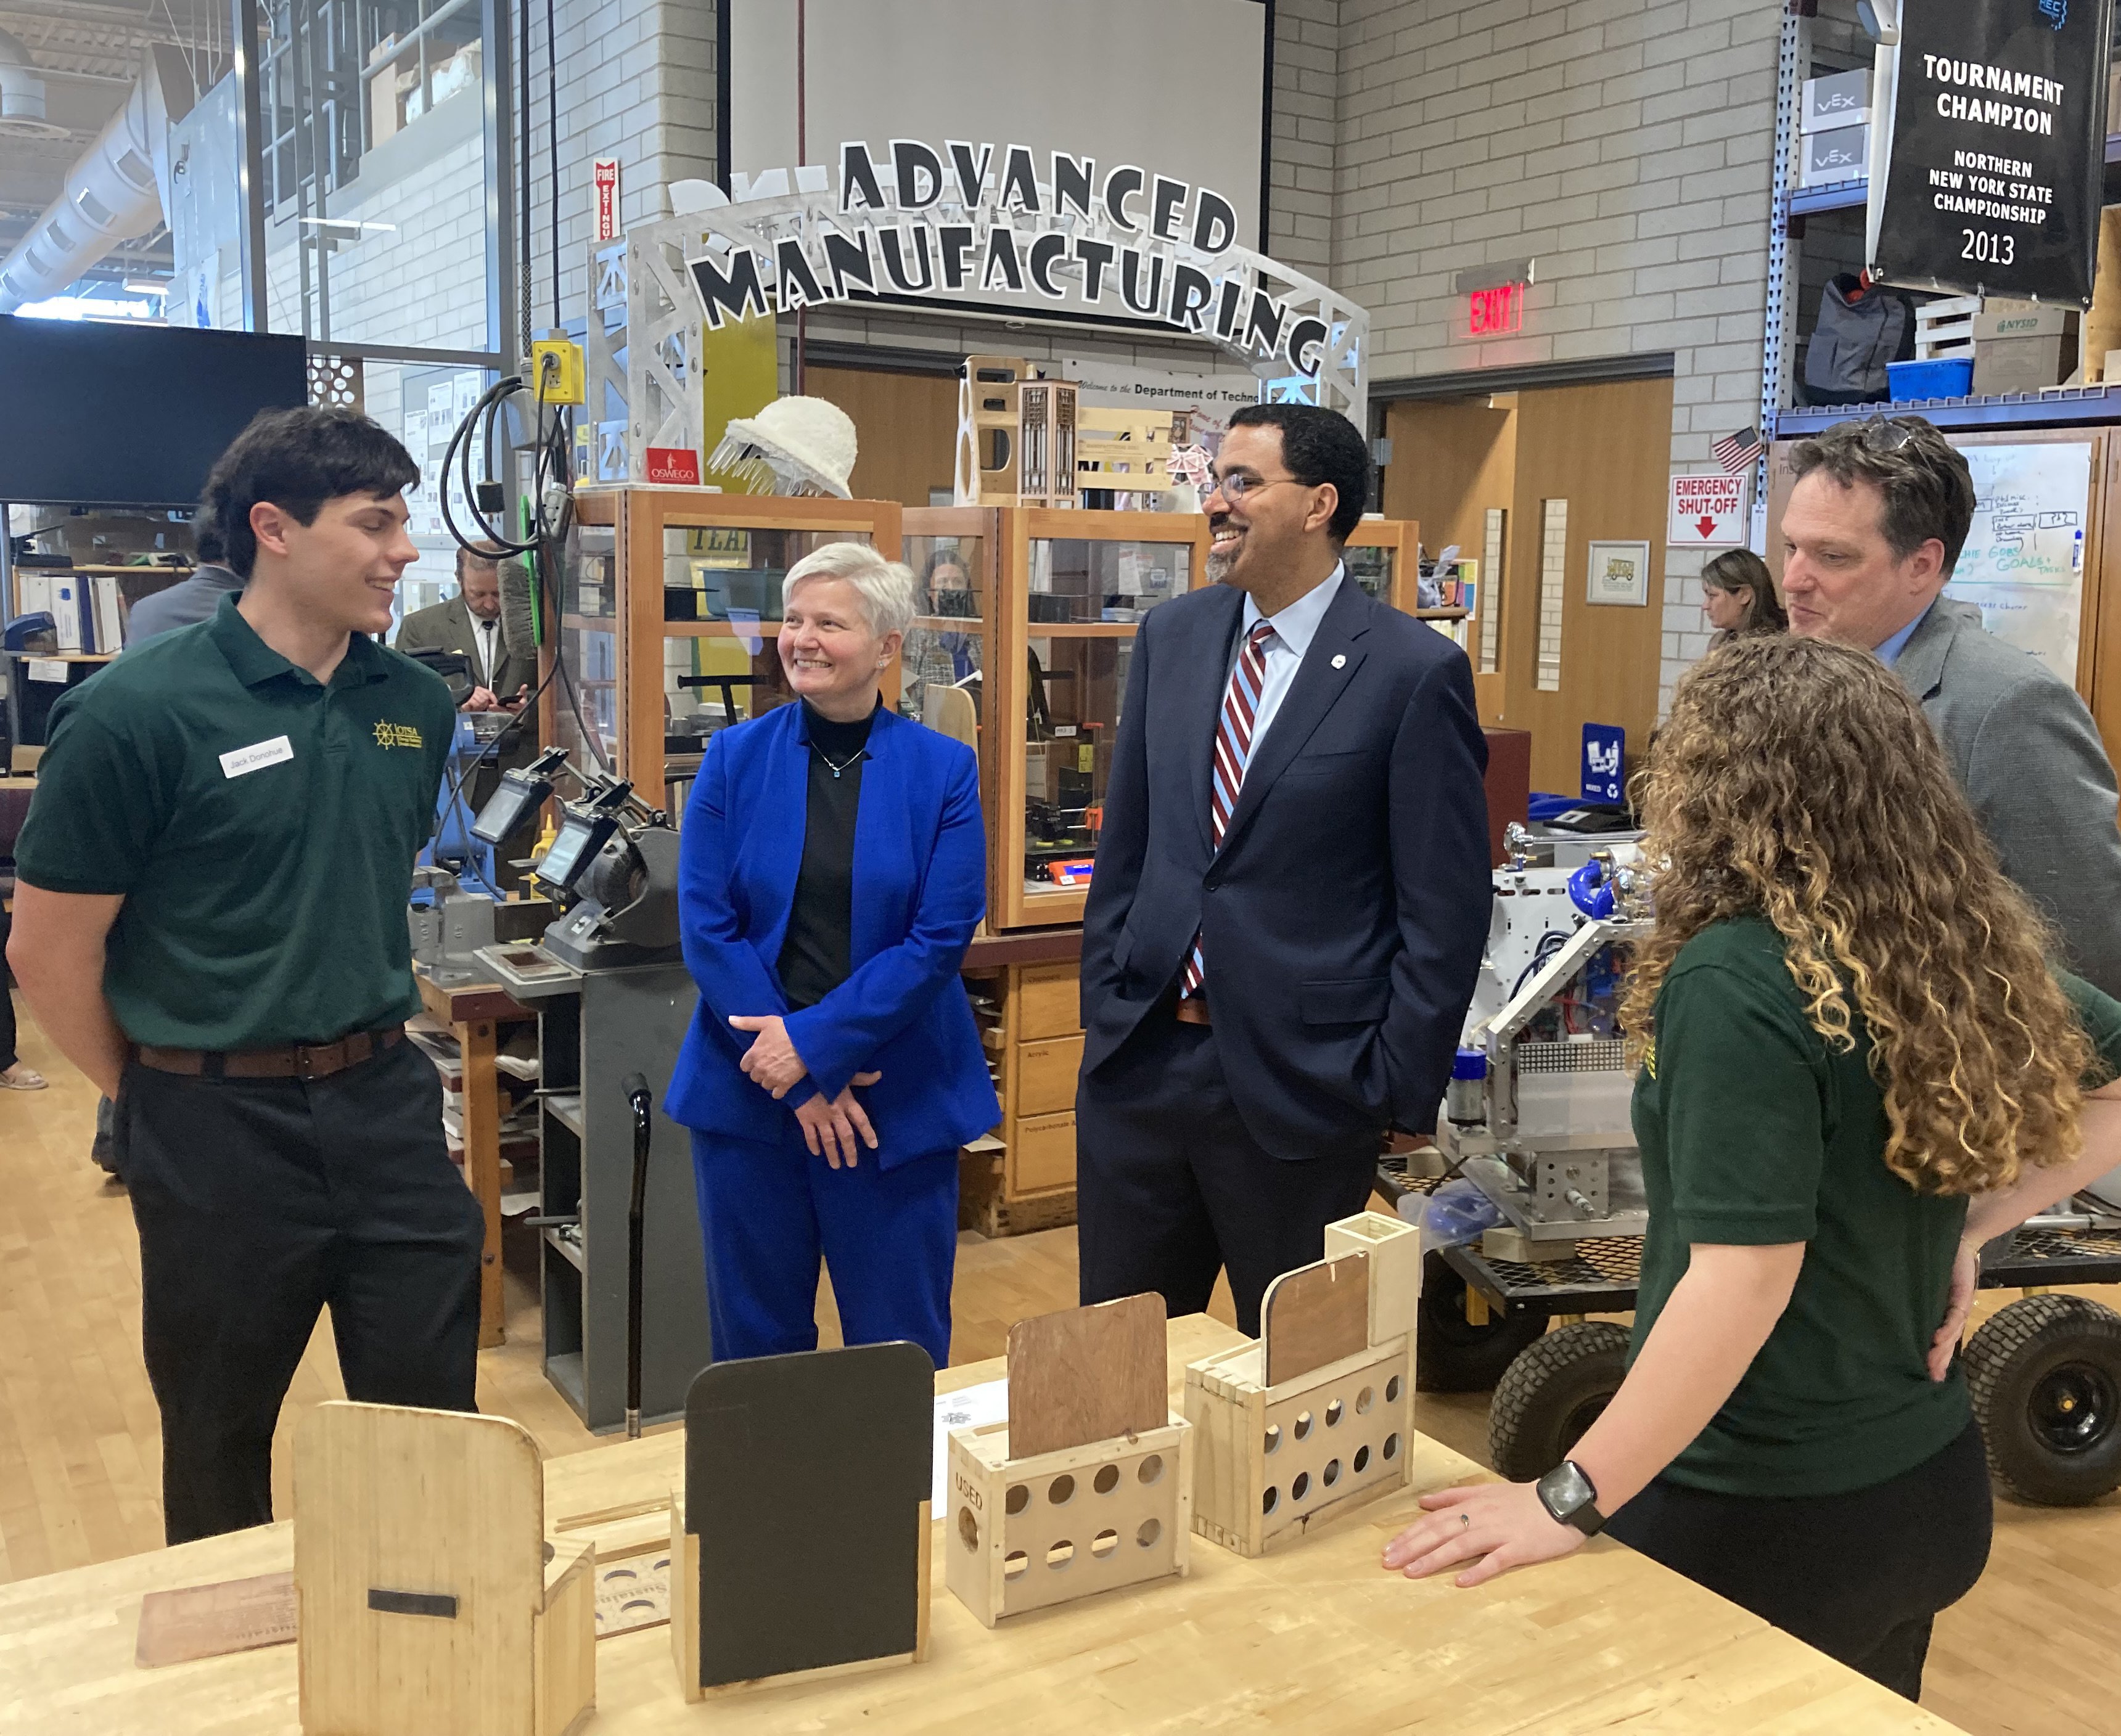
118, 1037, 485, 1544
1076, 1004, 1378, 1337
0, 910, 18, 1072
1604, 1417, 1993, 1701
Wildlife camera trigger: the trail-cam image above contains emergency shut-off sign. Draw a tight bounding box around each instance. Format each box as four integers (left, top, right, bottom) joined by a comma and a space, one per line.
1669, 473, 1748, 546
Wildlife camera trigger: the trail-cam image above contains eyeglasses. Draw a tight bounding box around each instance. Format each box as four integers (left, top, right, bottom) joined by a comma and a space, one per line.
1844, 412, 1919, 453
1197, 472, 1299, 507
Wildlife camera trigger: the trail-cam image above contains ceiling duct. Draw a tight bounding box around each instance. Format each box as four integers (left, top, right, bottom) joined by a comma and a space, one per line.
0, 44, 194, 314
0, 27, 61, 140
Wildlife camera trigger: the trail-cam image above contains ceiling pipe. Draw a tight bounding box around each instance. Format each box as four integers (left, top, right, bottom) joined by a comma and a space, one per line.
0, 44, 193, 314
0, 27, 52, 131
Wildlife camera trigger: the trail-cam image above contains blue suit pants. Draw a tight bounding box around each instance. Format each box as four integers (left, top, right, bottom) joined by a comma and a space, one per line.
691, 1129, 957, 1369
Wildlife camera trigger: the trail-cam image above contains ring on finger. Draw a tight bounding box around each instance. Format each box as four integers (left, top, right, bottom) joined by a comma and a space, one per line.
1459, 1512, 1471, 1530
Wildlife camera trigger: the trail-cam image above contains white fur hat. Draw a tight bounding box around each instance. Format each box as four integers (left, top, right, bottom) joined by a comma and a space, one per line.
710, 395, 858, 498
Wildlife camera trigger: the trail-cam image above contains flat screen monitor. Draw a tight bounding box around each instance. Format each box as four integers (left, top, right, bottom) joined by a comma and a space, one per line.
535, 811, 605, 891
0, 317, 310, 509
474, 770, 549, 846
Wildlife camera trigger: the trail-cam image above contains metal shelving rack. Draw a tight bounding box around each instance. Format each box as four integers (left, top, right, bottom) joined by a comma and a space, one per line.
1762, 2, 2121, 446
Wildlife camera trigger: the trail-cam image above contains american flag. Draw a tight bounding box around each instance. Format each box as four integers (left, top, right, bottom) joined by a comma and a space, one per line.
1712, 425, 1764, 473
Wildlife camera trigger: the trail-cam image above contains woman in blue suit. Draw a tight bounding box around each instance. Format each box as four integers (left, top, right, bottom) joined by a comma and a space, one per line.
665, 542, 998, 1369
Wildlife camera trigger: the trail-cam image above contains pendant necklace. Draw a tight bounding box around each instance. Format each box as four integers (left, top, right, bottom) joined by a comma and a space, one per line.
815, 743, 863, 779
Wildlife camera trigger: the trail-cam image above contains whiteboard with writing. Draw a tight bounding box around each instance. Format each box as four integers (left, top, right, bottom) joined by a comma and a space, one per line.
1944, 441, 2092, 682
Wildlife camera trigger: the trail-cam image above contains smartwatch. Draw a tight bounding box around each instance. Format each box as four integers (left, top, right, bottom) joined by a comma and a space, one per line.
1535, 1459, 1607, 1535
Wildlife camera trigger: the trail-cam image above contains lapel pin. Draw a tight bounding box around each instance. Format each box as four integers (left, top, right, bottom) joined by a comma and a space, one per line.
1331, 653, 1347, 669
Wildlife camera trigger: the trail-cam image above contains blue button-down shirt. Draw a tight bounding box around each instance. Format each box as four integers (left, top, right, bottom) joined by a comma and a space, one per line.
1873, 602, 1935, 668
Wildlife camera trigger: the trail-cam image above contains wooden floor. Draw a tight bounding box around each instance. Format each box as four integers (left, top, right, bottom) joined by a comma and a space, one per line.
2, 989, 2117, 1735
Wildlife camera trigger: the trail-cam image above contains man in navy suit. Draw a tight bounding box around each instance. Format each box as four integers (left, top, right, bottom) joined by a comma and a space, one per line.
1076, 403, 1491, 1334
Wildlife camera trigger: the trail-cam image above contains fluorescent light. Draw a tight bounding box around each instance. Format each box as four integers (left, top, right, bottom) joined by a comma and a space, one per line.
298, 216, 398, 232
123, 279, 166, 295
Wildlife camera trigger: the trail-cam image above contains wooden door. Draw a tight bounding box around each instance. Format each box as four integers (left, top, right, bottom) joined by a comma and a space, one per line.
1498, 378, 1674, 793
1381, 396, 1517, 724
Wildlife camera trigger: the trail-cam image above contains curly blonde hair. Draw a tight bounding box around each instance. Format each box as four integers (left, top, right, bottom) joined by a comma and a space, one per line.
1619, 634, 2089, 1195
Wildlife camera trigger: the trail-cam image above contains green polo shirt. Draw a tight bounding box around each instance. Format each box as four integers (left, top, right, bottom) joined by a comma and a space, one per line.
14, 593, 455, 1050
1630, 914, 2121, 1499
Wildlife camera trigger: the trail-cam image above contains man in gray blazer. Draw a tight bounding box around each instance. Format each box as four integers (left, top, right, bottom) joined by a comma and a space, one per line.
126, 515, 242, 645
1781, 414, 2121, 996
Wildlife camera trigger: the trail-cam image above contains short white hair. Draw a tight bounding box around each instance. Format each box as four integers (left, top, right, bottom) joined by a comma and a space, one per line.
782, 542, 918, 639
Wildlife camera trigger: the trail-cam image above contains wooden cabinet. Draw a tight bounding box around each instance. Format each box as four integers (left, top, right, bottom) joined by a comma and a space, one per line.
961, 959, 1086, 1236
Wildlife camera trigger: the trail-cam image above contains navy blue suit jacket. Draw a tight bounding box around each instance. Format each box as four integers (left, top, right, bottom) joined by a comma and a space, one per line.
665, 702, 1000, 1169
1080, 575, 1491, 1152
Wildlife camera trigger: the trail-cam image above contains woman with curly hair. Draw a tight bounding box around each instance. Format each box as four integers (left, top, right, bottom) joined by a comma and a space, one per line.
1383, 634, 2121, 1700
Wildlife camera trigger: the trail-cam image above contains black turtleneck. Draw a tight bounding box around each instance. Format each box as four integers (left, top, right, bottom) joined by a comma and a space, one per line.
777, 698, 877, 1011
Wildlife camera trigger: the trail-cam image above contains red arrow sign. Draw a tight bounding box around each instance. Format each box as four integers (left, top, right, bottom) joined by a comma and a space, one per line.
1697, 515, 1718, 538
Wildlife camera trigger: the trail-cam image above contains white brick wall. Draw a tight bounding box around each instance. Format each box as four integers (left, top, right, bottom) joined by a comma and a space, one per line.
543, 0, 718, 332
1322, 0, 1778, 714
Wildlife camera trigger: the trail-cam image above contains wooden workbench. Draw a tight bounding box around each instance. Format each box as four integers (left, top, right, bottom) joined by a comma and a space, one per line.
414, 966, 533, 1349
0, 1316, 1961, 1735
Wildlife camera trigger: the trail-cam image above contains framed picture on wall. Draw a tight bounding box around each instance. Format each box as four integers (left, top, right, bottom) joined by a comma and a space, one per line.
1585, 540, 1651, 607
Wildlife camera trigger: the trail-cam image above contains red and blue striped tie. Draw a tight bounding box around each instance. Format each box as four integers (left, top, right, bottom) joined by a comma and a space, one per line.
1181, 619, 1276, 999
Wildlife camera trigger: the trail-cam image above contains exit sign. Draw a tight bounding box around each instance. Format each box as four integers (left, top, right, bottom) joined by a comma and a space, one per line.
1469, 282, 1524, 337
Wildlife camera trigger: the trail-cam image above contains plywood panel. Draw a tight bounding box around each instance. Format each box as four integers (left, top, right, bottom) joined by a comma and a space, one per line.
1005, 1293, 1167, 1457
1499, 377, 1676, 793
1260, 1253, 1369, 1388
807, 365, 959, 509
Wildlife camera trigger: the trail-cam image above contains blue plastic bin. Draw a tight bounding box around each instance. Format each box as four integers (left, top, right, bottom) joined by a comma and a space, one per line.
1886, 356, 1974, 401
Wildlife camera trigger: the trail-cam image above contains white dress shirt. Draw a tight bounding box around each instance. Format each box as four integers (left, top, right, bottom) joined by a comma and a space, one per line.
472, 615, 498, 686
1232, 562, 1345, 754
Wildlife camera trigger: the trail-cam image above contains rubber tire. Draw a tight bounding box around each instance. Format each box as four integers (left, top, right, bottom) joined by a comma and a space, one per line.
1488, 1321, 1632, 1483
1965, 1293, 2121, 1506
1416, 1251, 1548, 1393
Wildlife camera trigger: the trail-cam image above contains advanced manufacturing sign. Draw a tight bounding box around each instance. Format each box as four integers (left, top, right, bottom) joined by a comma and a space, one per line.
1870, 0, 2115, 303
679, 141, 1369, 422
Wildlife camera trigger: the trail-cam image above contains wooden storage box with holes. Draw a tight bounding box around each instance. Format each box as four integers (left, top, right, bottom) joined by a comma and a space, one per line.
945, 1294, 1192, 1626
1186, 1211, 1421, 1557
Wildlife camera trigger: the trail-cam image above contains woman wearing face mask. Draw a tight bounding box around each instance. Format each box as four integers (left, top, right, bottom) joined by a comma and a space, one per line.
665, 543, 998, 1369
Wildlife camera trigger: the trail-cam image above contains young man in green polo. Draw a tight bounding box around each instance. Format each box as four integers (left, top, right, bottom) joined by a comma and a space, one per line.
7, 407, 479, 1545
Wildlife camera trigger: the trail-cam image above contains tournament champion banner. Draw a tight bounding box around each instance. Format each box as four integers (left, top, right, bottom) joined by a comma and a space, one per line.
1868, 0, 2115, 304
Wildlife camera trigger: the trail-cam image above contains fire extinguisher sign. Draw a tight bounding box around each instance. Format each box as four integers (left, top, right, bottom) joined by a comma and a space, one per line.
1668, 472, 1747, 547
594, 158, 621, 242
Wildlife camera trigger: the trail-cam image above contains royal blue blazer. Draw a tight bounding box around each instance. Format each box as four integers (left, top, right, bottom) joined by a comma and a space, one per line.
663, 702, 1001, 1171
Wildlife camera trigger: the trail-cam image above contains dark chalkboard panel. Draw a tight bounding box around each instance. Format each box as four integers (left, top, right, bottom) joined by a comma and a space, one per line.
684, 1341, 934, 1689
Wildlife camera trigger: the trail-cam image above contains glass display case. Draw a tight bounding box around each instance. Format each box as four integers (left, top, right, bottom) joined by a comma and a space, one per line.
552, 522, 621, 773
568, 488, 903, 816
997, 509, 1211, 929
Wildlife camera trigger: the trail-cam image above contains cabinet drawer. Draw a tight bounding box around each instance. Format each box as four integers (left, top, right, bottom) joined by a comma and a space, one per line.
1015, 964, 1082, 1041
1015, 1034, 1085, 1118
1010, 1110, 1077, 1196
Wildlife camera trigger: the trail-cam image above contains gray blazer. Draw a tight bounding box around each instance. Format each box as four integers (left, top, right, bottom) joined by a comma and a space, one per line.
124, 565, 242, 645
1896, 595, 2121, 997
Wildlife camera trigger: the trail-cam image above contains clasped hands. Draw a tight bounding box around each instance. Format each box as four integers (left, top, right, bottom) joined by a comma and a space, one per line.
728, 1013, 880, 1169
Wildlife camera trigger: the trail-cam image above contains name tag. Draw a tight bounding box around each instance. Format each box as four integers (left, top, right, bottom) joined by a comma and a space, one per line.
219, 735, 295, 779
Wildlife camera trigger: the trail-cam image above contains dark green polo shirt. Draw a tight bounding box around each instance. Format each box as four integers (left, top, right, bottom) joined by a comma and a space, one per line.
1630, 915, 2121, 1499
14, 593, 455, 1050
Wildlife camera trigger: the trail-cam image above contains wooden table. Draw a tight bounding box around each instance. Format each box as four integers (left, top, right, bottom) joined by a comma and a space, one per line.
0, 1316, 1963, 1734
413, 966, 533, 1349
